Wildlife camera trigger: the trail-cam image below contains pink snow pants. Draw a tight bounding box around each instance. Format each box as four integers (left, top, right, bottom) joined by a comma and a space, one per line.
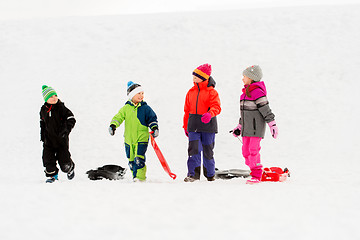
242, 136, 263, 179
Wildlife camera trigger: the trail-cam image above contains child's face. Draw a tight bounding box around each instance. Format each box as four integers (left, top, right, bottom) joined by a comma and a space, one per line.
132, 91, 144, 104
193, 75, 203, 83
242, 75, 253, 85
46, 95, 58, 104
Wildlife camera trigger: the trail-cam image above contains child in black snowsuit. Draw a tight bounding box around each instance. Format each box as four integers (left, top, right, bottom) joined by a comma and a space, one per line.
40, 85, 76, 183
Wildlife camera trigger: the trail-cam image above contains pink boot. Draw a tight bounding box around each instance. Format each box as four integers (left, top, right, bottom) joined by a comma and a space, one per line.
246, 167, 263, 184
246, 178, 261, 184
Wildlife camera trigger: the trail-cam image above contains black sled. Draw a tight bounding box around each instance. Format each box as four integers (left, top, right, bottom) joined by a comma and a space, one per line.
86, 164, 126, 180
215, 168, 251, 179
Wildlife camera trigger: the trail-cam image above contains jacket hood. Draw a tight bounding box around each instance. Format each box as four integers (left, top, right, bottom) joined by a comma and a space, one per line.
193, 76, 216, 89
251, 81, 267, 95
44, 99, 63, 107
126, 100, 147, 107
207, 76, 216, 88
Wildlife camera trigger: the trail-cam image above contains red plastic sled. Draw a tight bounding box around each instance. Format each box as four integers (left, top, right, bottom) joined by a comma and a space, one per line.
261, 167, 290, 182
150, 133, 177, 180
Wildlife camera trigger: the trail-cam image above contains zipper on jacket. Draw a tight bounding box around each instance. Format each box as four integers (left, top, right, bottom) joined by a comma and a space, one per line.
47, 105, 53, 117
195, 83, 200, 114
241, 99, 245, 134
253, 118, 256, 135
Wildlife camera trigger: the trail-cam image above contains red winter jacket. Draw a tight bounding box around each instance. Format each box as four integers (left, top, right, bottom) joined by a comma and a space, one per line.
183, 77, 221, 133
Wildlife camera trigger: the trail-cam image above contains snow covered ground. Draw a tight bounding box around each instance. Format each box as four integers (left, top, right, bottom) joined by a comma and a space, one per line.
0, 3, 359, 240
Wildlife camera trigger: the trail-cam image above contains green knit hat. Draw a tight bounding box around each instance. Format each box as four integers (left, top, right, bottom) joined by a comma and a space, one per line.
42, 85, 57, 102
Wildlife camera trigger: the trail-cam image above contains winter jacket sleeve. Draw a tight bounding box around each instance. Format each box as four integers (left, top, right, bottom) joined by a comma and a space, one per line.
62, 106, 76, 132
183, 91, 190, 130
145, 105, 158, 130
208, 89, 221, 117
255, 94, 275, 123
111, 106, 126, 128
40, 108, 46, 141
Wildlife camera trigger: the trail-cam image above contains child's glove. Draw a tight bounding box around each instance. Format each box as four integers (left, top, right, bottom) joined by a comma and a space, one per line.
268, 120, 278, 139
201, 112, 212, 124
60, 128, 69, 138
151, 126, 159, 138
109, 124, 116, 136
232, 124, 242, 137
184, 129, 189, 137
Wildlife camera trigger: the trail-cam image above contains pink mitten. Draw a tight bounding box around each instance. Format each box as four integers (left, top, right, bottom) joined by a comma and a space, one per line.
232, 124, 242, 137
201, 112, 212, 124
268, 120, 278, 139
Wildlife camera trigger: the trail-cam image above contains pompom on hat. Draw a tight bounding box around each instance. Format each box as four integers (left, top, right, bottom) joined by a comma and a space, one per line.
42, 85, 57, 102
193, 63, 212, 81
243, 65, 263, 82
127, 81, 144, 100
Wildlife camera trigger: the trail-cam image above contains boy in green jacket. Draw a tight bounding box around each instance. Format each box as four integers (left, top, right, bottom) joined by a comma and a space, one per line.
109, 81, 159, 181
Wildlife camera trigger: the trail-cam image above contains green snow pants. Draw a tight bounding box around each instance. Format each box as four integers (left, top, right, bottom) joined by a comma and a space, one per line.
125, 141, 148, 180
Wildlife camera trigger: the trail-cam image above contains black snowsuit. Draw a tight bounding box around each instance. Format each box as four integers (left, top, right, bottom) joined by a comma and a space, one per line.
40, 100, 76, 177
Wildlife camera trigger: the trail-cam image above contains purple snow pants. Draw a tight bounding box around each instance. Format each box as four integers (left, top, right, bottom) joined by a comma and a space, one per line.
187, 132, 216, 179
242, 136, 263, 179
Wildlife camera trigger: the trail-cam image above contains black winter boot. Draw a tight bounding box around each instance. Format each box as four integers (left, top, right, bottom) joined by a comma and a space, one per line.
67, 162, 75, 180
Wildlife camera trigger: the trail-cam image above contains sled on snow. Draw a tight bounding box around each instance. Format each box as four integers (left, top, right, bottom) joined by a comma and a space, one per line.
261, 167, 290, 182
86, 164, 126, 180
215, 168, 251, 179
215, 167, 290, 182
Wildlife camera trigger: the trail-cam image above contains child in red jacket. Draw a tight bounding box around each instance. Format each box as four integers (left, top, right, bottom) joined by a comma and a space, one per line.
183, 63, 221, 182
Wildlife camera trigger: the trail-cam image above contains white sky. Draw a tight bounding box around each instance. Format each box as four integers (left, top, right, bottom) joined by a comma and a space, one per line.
0, 0, 359, 20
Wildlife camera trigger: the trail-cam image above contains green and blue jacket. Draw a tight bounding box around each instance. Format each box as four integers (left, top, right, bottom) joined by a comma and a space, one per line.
111, 101, 158, 144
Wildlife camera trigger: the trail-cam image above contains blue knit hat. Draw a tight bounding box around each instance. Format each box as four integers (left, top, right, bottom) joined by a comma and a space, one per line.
42, 85, 57, 102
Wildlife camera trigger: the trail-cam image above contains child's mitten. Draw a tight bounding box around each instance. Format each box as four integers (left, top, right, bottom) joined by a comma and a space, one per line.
151, 126, 159, 138
232, 124, 242, 137
109, 124, 116, 136
184, 129, 189, 137
268, 120, 278, 139
201, 112, 212, 124
60, 128, 69, 138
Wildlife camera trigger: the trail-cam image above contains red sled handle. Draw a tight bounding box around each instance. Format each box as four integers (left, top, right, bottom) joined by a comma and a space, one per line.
150, 133, 177, 180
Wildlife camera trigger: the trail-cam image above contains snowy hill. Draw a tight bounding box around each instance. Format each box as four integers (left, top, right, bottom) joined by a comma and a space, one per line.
0, 4, 359, 239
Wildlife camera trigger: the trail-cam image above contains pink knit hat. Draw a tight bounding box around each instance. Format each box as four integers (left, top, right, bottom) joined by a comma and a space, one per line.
193, 63, 212, 81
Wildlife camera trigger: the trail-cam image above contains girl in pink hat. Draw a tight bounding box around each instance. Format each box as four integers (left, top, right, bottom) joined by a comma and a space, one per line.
183, 63, 221, 182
